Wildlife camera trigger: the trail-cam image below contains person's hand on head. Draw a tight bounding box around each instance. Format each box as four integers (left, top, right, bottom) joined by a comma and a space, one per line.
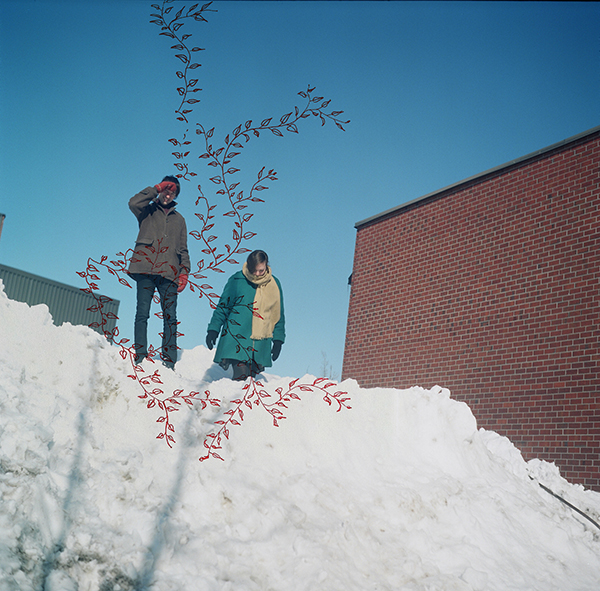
155, 180, 178, 195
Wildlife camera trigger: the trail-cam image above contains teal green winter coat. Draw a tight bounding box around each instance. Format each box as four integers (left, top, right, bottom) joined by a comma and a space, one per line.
207, 271, 285, 368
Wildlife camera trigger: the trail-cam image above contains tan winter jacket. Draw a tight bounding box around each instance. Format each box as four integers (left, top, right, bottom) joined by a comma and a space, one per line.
127, 186, 190, 283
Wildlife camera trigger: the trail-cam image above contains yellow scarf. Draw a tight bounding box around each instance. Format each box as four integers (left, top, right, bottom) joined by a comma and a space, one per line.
242, 263, 281, 340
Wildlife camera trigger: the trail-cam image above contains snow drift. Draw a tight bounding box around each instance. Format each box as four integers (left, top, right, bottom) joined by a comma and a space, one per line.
0, 280, 599, 591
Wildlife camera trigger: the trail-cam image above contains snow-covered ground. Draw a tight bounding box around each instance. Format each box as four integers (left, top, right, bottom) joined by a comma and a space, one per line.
1, 280, 599, 591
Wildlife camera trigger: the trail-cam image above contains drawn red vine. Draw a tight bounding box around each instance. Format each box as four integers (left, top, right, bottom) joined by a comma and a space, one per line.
77, 0, 351, 456
200, 376, 352, 462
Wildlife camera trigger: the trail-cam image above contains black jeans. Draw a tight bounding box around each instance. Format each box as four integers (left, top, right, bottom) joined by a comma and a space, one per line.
132, 274, 179, 367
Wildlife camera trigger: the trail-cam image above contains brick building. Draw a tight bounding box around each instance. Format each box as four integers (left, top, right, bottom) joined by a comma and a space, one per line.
342, 126, 599, 491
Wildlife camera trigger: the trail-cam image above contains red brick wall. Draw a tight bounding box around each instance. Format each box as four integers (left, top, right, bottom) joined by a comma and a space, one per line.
343, 131, 600, 491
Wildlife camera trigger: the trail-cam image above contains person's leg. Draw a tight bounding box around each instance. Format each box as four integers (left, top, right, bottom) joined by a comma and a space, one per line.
133, 274, 155, 364
250, 359, 264, 378
232, 361, 250, 381
230, 357, 264, 381
157, 277, 179, 368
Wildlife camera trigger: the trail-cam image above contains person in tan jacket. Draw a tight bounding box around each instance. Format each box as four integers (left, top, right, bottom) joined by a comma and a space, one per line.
127, 176, 190, 369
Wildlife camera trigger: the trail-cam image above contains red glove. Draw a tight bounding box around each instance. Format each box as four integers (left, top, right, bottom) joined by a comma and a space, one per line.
155, 181, 178, 194
177, 273, 188, 293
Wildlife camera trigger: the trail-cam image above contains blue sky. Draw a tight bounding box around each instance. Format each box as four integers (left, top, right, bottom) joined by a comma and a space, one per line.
1, 0, 598, 379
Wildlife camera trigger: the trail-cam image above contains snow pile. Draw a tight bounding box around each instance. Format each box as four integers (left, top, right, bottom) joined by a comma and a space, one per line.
0, 280, 599, 591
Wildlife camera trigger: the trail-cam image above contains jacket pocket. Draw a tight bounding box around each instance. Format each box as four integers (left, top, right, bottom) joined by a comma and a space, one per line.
135, 235, 155, 247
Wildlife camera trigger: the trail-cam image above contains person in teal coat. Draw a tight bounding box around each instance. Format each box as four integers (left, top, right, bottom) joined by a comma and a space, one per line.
206, 250, 285, 380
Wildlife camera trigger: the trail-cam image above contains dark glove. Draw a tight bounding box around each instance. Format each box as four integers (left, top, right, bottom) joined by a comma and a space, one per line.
271, 340, 283, 361
206, 330, 218, 350
155, 180, 178, 194
177, 273, 188, 293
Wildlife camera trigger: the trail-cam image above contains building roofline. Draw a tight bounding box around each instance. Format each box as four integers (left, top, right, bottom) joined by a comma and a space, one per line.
0, 262, 120, 304
355, 125, 600, 230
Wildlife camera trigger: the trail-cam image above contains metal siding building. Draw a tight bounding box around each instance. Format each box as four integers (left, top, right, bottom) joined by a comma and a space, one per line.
0, 263, 120, 337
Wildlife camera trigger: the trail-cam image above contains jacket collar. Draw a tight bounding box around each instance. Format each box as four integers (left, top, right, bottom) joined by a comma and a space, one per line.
155, 200, 178, 214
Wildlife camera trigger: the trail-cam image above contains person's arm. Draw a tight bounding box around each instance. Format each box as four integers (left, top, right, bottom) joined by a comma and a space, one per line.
272, 277, 285, 343
177, 216, 191, 275
207, 274, 237, 335
128, 186, 158, 221
129, 181, 179, 220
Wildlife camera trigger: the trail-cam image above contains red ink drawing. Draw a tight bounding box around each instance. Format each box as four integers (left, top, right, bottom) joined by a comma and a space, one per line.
78, 0, 351, 457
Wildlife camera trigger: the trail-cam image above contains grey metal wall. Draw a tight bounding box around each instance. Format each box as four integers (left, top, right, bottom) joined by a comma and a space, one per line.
0, 263, 120, 338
